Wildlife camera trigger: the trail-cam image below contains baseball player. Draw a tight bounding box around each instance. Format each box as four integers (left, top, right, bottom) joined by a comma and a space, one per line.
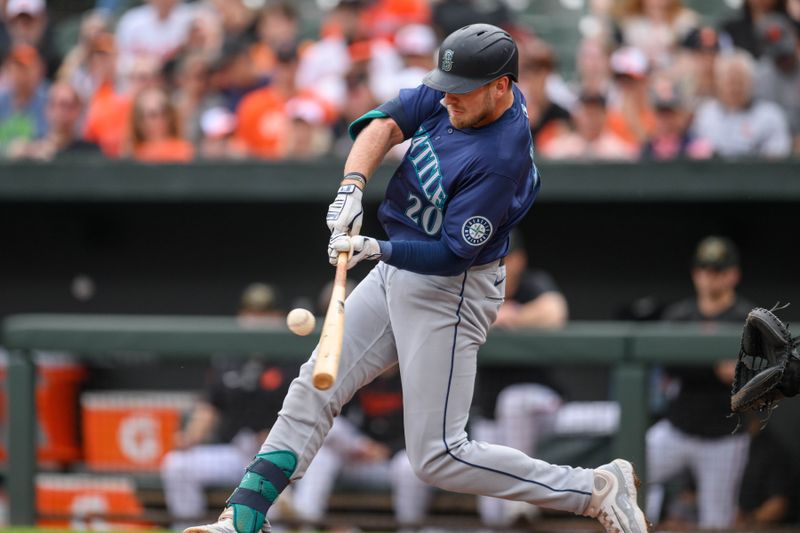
186, 24, 648, 533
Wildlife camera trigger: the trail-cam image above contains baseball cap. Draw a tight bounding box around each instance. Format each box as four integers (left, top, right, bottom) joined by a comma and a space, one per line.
681, 26, 721, 52
241, 283, 277, 314
6, 0, 45, 17
610, 46, 648, 80
394, 24, 437, 57
200, 107, 236, 138
757, 14, 798, 59
693, 236, 740, 270
286, 96, 327, 125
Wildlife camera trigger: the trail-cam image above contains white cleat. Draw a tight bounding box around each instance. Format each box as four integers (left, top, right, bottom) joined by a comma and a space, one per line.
582, 459, 650, 533
183, 507, 271, 533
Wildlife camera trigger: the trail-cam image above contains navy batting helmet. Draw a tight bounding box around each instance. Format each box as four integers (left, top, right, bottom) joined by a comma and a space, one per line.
422, 23, 519, 94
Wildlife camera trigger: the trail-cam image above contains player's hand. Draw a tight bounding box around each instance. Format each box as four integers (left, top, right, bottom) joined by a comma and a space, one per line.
326, 184, 363, 236
328, 233, 382, 269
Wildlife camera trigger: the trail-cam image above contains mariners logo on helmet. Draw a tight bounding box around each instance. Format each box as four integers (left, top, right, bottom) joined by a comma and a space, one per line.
441, 49, 454, 72
462, 216, 492, 246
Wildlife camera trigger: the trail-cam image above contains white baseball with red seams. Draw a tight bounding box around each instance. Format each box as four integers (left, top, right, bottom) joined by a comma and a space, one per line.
286, 308, 315, 336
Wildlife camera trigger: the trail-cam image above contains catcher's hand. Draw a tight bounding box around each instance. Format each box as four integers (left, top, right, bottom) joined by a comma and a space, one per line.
731, 307, 800, 413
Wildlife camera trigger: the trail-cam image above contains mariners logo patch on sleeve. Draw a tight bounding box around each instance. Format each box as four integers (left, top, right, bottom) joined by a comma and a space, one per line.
462, 216, 493, 246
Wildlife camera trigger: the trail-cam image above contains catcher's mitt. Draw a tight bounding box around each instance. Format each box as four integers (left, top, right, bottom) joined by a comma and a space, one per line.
731, 307, 800, 414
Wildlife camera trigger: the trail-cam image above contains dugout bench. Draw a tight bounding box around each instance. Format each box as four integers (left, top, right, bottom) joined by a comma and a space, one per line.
1, 314, 752, 526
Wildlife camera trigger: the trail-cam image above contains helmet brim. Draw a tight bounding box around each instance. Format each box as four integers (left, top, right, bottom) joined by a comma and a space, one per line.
422, 68, 488, 94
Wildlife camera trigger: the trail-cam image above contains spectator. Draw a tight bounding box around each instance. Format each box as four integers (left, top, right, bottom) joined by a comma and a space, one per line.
371, 23, 437, 102
753, 14, 800, 153
197, 106, 246, 160
646, 236, 753, 529
234, 45, 300, 159
56, 11, 113, 102
115, 0, 195, 66
640, 77, 712, 160
0, 43, 47, 153
7, 82, 100, 160
606, 46, 656, 149
722, 0, 799, 58
296, 0, 396, 114
83, 54, 163, 158
518, 39, 574, 150
250, 2, 300, 78
172, 52, 221, 145
209, 37, 269, 113
611, 0, 699, 70
4, 0, 61, 79
124, 86, 194, 162
539, 91, 637, 161
329, 49, 380, 159
290, 366, 430, 530
283, 96, 333, 160
672, 26, 728, 107
360, 0, 431, 40
736, 417, 798, 526
205, 0, 258, 45
161, 284, 297, 531
692, 49, 792, 158
574, 37, 613, 97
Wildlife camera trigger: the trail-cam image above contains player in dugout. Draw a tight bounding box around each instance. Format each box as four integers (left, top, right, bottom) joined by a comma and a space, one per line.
186, 24, 649, 533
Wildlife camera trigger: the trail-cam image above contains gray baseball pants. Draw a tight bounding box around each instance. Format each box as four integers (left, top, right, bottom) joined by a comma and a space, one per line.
260, 260, 593, 513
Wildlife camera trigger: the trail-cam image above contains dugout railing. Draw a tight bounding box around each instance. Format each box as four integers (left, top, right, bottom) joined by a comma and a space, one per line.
1, 314, 744, 525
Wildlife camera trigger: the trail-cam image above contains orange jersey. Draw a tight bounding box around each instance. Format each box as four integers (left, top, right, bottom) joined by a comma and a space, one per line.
133, 138, 195, 162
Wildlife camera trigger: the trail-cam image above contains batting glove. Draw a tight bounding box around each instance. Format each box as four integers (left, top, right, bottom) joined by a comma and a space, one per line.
326, 184, 363, 236
328, 233, 382, 269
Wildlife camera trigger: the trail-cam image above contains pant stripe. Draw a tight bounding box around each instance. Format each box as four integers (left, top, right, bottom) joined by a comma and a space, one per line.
441, 271, 590, 497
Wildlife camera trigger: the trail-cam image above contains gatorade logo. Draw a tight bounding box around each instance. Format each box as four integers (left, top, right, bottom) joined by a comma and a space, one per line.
441, 49, 454, 72
119, 415, 160, 463
462, 216, 492, 246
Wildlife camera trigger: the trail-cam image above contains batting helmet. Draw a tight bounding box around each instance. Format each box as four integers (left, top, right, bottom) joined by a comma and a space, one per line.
422, 23, 519, 94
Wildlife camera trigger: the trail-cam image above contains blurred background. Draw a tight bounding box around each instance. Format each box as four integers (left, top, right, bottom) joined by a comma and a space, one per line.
1, 0, 799, 531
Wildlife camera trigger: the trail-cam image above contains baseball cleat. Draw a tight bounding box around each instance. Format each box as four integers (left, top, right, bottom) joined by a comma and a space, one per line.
183, 507, 271, 533
582, 459, 650, 533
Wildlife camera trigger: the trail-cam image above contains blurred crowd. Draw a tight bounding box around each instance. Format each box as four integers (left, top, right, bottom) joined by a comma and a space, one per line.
0, 0, 799, 163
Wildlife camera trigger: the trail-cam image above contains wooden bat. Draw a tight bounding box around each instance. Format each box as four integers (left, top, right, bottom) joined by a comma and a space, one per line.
313, 251, 348, 390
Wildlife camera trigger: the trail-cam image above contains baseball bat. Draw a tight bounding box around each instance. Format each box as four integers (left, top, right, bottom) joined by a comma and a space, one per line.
312, 251, 348, 390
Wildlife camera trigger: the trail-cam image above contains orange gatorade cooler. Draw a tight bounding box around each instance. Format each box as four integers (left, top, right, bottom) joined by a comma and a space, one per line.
36, 473, 155, 530
0, 351, 86, 464
82, 391, 196, 471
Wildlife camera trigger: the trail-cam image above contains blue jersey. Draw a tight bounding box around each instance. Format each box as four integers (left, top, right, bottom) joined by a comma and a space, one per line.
350, 84, 539, 271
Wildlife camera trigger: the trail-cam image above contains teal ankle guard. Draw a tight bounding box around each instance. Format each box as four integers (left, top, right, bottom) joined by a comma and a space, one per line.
227, 451, 297, 533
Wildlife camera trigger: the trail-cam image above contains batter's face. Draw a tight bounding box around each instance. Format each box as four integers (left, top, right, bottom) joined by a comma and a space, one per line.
443, 77, 511, 129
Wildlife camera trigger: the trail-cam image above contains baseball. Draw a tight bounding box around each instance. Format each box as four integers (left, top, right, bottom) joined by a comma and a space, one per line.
287, 308, 316, 336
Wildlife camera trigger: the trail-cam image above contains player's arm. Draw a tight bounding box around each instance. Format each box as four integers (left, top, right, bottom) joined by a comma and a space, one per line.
505, 291, 568, 329
324, 117, 402, 257
174, 400, 219, 449
342, 118, 404, 190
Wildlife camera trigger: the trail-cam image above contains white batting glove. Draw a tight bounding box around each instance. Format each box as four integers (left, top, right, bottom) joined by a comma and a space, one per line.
326, 184, 363, 236
328, 233, 382, 269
